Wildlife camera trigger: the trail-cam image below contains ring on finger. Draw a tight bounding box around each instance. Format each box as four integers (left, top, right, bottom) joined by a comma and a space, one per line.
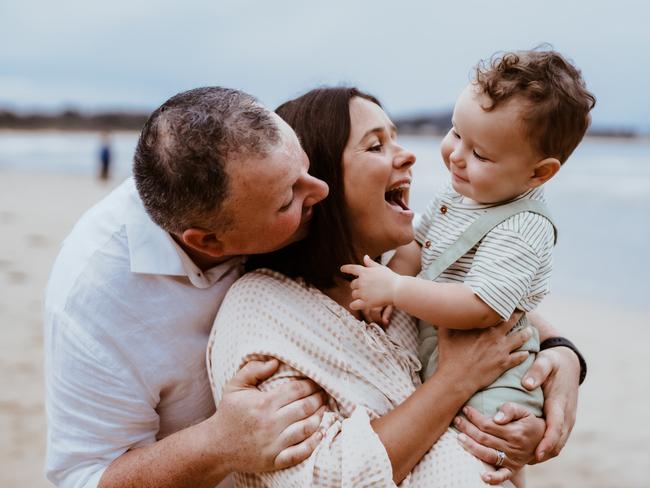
494, 449, 506, 467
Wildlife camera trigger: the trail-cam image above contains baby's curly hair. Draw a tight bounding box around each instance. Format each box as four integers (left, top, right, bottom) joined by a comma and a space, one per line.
475, 47, 596, 164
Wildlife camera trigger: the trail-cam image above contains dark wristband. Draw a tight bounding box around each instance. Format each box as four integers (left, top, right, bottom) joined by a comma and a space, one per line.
539, 337, 587, 385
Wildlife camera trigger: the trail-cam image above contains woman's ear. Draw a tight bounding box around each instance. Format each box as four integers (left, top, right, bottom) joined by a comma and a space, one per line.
528, 158, 561, 189
181, 228, 226, 258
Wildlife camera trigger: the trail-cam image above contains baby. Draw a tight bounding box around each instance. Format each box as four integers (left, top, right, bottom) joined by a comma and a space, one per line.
342, 48, 595, 418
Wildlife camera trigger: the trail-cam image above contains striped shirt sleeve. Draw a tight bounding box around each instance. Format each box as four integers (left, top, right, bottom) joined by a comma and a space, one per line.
414, 196, 440, 246
464, 213, 553, 320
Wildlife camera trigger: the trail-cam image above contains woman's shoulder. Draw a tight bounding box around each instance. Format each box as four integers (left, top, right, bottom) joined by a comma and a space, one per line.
225, 268, 310, 302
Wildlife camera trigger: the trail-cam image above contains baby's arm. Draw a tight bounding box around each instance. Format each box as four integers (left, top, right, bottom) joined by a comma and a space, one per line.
341, 255, 502, 329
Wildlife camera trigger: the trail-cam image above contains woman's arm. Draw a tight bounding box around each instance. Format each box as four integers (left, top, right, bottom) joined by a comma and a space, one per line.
453, 312, 581, 483
373, 318, 532, 483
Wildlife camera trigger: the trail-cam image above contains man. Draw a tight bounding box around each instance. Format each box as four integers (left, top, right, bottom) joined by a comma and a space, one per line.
44, 87, 582, 488
45, 87, 329, 488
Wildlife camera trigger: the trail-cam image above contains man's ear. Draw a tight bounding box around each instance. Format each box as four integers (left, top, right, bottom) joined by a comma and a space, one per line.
528, 157, 561, 189
180, 228, 226, 258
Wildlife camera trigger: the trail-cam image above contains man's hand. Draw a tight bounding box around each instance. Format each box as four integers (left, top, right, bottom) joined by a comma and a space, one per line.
522, 346, 580, 462
341, 255, 401, 310
211, 358, 327, 473
454, 404, 545, 485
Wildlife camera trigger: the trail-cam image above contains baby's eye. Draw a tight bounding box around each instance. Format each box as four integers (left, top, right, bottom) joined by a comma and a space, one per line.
451, 129, 460, 139
473, 150, 489, 162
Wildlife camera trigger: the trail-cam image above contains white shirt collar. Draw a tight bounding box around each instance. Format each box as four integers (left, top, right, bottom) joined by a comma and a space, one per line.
124, 178, 243, 288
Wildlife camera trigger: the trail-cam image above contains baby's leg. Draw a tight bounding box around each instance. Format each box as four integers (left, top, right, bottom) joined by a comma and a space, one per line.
465, 351, 543, 418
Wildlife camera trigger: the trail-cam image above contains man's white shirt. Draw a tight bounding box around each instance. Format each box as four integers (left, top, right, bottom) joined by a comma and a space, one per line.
43, 178, 243, 487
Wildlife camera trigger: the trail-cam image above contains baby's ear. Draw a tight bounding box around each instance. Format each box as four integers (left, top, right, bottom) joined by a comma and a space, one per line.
529, 158, 561, 188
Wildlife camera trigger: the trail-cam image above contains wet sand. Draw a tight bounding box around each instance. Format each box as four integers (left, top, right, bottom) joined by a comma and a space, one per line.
1, 170, 648, 487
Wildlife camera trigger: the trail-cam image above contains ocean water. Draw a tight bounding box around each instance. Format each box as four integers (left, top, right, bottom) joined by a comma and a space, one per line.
1, 130, 649, 310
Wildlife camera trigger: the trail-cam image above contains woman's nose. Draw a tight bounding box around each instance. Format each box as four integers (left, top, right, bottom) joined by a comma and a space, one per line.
394, 146, 416, 170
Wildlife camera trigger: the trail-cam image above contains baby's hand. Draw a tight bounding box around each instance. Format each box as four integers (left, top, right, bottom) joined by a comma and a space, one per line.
340, 255, 401, 311
361, 305, 394, 328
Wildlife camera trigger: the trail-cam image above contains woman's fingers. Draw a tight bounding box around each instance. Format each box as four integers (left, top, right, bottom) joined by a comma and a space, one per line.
505, 351, 530, 370
456, 432, 515, 470
492, 402, 532, 425
454, 414, 506, 453
274, 428, 324, 469
506, 326, 533, 352
482, 467, 514, 485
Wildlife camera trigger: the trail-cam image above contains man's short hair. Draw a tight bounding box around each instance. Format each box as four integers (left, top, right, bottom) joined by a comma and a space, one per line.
474, 47, 596, 164
133, 87, 280, 234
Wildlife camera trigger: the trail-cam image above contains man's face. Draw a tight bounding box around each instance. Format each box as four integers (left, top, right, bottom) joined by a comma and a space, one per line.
217, 116, 329, 255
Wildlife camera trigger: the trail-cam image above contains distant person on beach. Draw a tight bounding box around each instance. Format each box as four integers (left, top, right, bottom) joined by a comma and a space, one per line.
342, 49, 593, 439
98, 131, 112, 180
209, 86, 588, 486
44, 87, 584, 488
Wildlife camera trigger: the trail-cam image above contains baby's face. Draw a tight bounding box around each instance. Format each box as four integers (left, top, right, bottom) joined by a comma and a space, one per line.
441, 83, 542, 204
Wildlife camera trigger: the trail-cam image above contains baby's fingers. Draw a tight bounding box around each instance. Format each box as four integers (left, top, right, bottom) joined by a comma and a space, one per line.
340, 264, 363, 277
380, 306, 394, 327
350, 299, 366, 311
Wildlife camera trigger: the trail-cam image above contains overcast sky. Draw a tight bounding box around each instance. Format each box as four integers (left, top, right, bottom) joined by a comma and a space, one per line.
1, 0, 649, 131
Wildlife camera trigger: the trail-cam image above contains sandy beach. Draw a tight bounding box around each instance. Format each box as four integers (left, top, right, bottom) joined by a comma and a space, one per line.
1, 169, 649, 487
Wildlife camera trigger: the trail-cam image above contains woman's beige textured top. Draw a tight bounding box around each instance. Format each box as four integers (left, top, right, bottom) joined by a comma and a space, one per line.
207, 269, 506, 487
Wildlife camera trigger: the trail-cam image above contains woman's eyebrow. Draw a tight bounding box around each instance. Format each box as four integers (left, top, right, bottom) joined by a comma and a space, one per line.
360, 124, 396, 142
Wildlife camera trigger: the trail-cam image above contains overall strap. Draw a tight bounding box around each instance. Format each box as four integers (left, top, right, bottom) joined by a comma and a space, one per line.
419, 198, 556, 282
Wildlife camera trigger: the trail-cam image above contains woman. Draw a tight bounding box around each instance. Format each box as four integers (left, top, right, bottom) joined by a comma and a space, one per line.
208, 87, 577, 486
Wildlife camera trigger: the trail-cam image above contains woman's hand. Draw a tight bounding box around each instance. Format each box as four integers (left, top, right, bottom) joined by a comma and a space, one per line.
437, 313, 531, 395
454, 404, 546, 485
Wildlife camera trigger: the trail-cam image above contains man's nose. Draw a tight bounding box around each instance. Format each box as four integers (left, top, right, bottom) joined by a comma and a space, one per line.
304, 174, 329, 207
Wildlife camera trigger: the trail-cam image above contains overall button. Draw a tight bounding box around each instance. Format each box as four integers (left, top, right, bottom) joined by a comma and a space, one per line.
440, 205, 448, 214
424, 240, 432, 248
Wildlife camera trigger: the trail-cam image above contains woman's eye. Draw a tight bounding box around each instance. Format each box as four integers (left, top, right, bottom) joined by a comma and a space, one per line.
473, 150, 488, 162
368, 143, 382, 152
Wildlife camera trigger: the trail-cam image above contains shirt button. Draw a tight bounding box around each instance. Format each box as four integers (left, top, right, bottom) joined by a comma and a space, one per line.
440, 205, 448, 214
424, 240, 432, 248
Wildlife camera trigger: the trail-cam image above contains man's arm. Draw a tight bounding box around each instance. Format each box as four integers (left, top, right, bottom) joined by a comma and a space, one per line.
44, 315, 326, 488
99, 359, 326, 488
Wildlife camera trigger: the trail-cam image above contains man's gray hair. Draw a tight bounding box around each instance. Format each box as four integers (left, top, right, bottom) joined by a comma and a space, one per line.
133, 87, 281, 234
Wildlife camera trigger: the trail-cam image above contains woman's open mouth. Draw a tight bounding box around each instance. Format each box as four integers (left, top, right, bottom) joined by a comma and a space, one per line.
384, 182, 413, 215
